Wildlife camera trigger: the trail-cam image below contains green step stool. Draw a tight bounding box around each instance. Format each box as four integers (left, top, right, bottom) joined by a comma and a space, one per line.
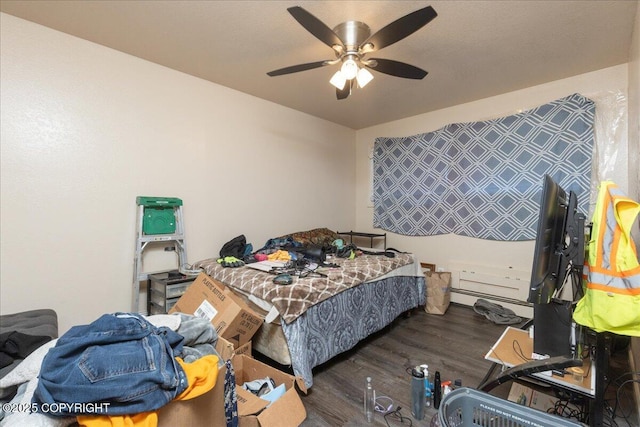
136, 196, 182, 235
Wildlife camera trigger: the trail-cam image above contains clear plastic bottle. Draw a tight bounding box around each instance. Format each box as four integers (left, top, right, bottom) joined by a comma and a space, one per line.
364, 376, 374, 423
410, 367, 425, 420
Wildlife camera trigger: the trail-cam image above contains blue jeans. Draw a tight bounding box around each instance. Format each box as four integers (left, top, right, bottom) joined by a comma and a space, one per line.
33, 313, 187, 416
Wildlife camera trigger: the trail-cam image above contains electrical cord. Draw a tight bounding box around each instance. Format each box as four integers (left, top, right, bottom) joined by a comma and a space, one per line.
609, 371, 640, 426
571, 268, 584, 301
554, 265, 572, 299
384, 406, 412, 427
512, 339, 531, 363
547, 396, 588, 423
584, 370, 640, 427
374, 395, 395, 414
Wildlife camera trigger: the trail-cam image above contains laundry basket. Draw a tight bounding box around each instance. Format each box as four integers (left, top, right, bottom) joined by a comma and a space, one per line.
437, 388, 584, 427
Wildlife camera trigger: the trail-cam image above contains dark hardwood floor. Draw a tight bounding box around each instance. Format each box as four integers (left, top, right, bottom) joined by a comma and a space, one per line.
283, 303, 639, 427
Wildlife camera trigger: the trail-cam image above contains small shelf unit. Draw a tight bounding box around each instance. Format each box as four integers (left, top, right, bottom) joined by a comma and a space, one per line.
337, 231, 387, 249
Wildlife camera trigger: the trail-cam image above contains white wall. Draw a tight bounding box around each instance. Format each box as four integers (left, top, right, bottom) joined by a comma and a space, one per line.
355, 65, 629, 296
629, 2, 640, 218
0, 14, 356, 333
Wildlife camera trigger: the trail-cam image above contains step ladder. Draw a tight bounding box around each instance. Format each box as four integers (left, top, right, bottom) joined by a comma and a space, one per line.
132, 196, 188, 313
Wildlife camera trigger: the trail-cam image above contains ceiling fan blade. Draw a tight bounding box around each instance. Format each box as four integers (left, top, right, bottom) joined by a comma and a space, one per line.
336, 80, 352, 100
287, 6, 344, 49
363, 6, 437, 52
267, 60, 328, 76
366, 58, 428, 79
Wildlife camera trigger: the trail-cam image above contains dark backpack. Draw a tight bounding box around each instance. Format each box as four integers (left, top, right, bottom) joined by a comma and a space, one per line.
219, 235, 247, 259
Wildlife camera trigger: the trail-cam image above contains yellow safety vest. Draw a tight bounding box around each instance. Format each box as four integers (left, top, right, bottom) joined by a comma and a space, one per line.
573, 181, 640, 336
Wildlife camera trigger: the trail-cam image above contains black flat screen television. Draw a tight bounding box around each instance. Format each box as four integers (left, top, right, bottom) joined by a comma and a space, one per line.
528, 174, 569, 304
528, 174, 586, 358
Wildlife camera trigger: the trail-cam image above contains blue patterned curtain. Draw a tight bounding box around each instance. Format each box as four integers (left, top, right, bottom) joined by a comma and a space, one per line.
373, 93, 595, 241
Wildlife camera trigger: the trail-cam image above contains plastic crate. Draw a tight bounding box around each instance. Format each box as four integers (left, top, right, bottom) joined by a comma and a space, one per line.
149, 270, 195, 298
437, 388, 584, 427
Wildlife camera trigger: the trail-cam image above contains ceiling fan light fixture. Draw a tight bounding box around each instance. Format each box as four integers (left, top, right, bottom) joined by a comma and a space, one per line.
360, 42, 375, 54
356, 67, 374, 88
270, 5, 437, 100
340, 58, 359, 80
329, 70, 347, 89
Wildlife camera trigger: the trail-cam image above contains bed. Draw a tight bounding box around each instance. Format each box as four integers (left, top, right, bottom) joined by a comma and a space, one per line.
193, 228, 425, 387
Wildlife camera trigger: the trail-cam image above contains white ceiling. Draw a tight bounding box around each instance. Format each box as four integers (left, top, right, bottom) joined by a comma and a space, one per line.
1, 1, 637, 129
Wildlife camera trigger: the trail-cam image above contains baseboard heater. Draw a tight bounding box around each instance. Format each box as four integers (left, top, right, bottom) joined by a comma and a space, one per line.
451, 288, 531, 307
449, 261, 532, 310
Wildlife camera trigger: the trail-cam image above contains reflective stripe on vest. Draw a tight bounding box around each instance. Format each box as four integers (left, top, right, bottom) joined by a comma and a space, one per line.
573, 181, 640, 336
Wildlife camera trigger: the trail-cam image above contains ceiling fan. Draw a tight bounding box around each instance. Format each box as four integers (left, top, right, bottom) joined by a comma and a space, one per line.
267, 5, 437, 100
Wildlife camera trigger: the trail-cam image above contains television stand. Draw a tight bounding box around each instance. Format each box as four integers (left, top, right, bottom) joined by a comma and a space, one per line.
478, 355, 582, 392
589, 330, 612, 427
480, 325, 613, 427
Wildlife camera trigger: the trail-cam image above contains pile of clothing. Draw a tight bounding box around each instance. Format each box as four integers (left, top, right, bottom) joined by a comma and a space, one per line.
241, 377, 285, 407
0, 312, 237, 427
216, 232, 360, 271
1, 310, 58, 375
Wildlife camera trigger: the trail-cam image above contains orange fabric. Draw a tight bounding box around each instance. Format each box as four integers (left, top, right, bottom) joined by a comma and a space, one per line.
586, 282, 640, 296
175, 355, 219, 400
267, 250, 291, 261
77, 412, 157, 427
588, 264, 640, 277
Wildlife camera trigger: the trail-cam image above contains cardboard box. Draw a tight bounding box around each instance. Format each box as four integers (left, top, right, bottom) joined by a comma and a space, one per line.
528, 388, 564, 413
217, 336, 252, 361
507, 382, 533, 406
507, 382, 580, 415
157, 338, 239, 427
157, 380, 226, 427
170, 272, 264, 346
232, 354, 307, 427
158, 348, 307, 427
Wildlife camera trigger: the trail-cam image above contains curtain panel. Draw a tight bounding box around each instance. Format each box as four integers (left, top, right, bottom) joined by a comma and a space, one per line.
373, 93, 595, 241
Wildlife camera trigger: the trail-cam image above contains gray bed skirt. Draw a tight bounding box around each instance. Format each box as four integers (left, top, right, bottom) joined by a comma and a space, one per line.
281, 274, 425, 387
